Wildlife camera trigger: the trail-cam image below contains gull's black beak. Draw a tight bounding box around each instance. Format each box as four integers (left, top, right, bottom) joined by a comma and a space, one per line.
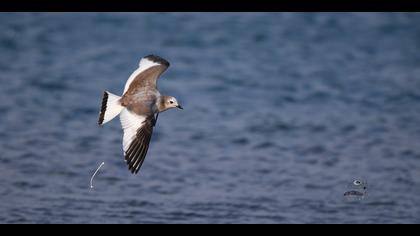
177, 105, 183, 110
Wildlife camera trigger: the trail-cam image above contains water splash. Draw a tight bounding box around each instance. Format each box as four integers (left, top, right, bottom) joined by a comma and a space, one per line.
90, 162, 105, 189
344, 179, 368, 201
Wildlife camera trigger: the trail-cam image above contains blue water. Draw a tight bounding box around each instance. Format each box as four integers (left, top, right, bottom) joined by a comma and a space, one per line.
1, 13, 420, 224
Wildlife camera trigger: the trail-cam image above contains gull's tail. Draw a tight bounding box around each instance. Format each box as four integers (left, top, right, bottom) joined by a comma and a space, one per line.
98, 91, 124, 126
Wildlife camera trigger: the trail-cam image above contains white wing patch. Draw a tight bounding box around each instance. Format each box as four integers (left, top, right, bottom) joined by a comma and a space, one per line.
120, 108, 146, 153
123, 57, 161, 93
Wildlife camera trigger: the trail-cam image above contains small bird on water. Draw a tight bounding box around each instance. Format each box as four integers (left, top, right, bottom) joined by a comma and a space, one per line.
98, 55, 183, 174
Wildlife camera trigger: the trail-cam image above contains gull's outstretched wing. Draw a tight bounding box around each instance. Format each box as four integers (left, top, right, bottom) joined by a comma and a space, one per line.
120, 109, 155, 174
123, 55, 170, 94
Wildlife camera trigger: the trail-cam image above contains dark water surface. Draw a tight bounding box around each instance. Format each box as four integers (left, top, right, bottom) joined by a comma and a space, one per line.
1, 13, 420, 223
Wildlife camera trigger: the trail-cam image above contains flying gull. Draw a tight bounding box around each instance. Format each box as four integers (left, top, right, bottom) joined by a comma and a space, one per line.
98, 55, 183, 174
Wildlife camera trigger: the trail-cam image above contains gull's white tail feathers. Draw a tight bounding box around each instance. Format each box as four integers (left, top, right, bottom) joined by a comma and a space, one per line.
98, 91, 124, 125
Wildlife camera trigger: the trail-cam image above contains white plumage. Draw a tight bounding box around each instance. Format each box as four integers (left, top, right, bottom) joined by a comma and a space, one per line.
120, 108, 146, 154
123, 58, 161, 93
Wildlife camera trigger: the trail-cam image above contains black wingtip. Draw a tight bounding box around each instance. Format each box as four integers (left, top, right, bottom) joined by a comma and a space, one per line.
98, 91, 108, 126
144, 54, 170, 67
129, 165, 137, 174
124, 116, 154, 175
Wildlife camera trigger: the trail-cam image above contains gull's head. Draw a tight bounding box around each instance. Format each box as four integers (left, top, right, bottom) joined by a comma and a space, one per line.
163, 96, 183, 110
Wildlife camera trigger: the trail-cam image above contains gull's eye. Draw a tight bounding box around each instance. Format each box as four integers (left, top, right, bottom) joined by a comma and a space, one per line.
170, 101, 174, 104
353, 180, 361, 186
